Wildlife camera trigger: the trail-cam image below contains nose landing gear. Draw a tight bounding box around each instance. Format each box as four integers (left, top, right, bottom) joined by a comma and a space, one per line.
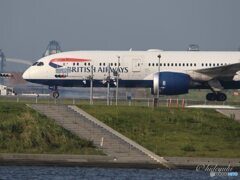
52, 91, 59, 99
49, 86, 60, 99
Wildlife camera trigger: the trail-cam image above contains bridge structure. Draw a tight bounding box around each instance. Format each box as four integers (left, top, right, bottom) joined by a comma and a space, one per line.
0, 49, 6, 85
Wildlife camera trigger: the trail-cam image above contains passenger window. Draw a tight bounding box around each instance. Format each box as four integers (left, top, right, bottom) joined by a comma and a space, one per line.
160, 63, 162, 66
171, 63, 173, 66
182, 63, 185, 67
179, 63, 181, 66
152, 63, 155, 66
194, 63, 196, 66
164, 63, 166, 66
84, 63, 86, 66
201, 63, 204, 66
175, 63, 177, 66
148, 63, 151, 66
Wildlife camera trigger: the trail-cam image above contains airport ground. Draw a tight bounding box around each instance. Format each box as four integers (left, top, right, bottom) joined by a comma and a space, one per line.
0, 88, 240, 107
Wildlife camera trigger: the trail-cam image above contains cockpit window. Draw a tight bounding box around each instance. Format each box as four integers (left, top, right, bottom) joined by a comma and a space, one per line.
32, 62, 44, 66
37, 62, 44, 66
32, 62, 38, 66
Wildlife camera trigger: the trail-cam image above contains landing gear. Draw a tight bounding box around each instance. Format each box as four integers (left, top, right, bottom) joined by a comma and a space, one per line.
206, 92, 227, 101
216, 92, 227, 101
206, 93, 217, 101
49, 86, 60, 99
206, 79, 227, 101
52, 91, 59, 99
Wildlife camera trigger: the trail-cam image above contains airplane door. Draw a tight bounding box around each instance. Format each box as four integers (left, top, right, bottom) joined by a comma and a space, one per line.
132, 58, 141, 72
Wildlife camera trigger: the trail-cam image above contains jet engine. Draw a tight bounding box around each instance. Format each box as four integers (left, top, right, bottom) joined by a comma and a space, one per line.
152, 72, 191, 95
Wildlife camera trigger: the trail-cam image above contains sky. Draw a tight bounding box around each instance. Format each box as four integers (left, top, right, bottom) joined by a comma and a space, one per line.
0, 0, 240, 68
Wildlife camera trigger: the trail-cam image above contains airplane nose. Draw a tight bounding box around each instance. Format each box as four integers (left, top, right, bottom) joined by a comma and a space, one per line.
22, 69, 30, 80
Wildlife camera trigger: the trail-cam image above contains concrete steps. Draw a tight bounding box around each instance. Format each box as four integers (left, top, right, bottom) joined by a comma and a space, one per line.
216, 109, 240, 123
28, 104, 171, 167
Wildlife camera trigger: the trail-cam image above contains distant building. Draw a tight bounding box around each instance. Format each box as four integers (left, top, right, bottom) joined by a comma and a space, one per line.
0, 84, 16, 96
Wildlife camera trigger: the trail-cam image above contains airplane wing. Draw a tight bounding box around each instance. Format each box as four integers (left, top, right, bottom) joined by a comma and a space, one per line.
194, 62, 240, 80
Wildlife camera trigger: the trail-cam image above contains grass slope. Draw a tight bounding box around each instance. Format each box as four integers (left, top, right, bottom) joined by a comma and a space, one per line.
79, 105, 240, 158
0, 102, 102, 155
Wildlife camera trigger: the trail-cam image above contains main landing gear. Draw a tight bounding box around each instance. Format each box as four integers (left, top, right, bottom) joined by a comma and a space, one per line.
206, 92, 227, 101
49, 86, 60, 99
206, 79, 227, 101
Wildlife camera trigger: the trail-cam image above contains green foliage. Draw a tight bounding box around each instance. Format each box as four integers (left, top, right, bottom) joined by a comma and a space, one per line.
79, 105, 240, 158
181, 144, 196, 152
0, 102, 102, 155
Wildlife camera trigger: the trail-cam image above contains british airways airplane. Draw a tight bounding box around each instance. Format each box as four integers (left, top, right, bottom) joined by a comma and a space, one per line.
22, 49, 240, 101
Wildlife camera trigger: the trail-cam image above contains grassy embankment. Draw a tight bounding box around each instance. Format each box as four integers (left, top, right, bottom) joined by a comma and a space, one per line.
79, 105, 240, 158
0, 102, 102, 155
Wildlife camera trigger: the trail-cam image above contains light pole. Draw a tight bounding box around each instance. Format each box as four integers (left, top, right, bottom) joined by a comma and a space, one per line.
116, 56, 120, 106
157, 54, 161, 106
107, 63, 110, 106
89, 65, 94, 105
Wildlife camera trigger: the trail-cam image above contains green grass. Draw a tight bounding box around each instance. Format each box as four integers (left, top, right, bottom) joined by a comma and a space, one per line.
79, 105, 240, 158
0, 102, 103, 155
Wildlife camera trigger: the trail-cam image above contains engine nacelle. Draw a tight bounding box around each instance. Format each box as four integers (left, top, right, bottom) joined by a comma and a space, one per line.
153, 72, 190, 95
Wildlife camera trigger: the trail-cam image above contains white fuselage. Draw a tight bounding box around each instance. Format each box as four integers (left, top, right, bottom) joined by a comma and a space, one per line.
22, 50, 240, 83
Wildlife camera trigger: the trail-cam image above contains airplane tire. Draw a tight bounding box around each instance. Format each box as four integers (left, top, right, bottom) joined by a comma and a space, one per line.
217, 93, 227, 101
206, 93, 217, 101
52, 91, 59, 99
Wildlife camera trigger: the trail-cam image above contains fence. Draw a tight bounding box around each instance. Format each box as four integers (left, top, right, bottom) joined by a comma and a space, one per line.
0, 95, 239, 107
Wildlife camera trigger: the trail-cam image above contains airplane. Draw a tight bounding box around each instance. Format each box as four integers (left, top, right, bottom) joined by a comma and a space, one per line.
22, 49, 240, 101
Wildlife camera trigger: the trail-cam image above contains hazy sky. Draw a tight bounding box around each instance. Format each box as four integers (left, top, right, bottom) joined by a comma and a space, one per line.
1, 0, 240, 63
